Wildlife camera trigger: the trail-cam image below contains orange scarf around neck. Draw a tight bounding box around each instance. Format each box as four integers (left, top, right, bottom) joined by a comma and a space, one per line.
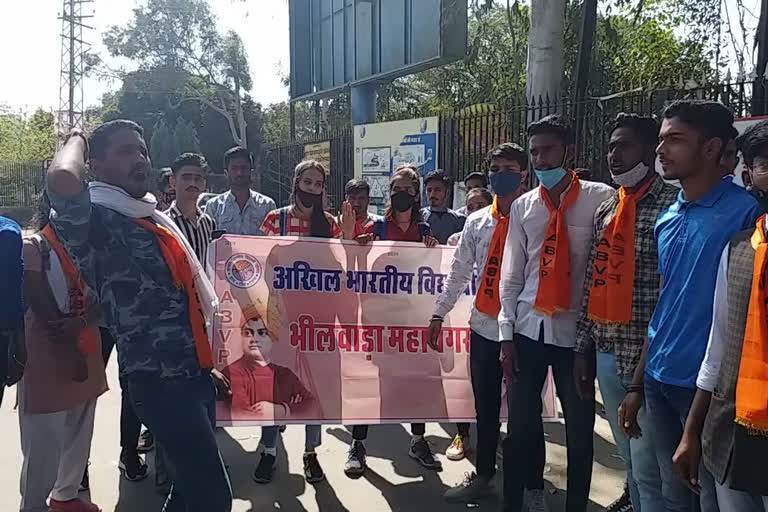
132, 219, 214, 369
735, 215, 768, 436
534, 172, 580, 316
476, 196, 510, 316
40, 225, 100, 355
587, 178, 654, 324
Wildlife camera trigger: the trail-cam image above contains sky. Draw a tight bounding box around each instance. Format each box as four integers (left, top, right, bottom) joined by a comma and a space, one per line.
0, 0, 761, 117
0, 0, 291, 115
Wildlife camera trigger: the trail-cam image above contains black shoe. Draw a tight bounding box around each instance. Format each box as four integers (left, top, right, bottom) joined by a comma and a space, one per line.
253, 453, 276, 484
119, 452, 149, 482
605, 484, 633, 512
137, 429, 154, 453
303, 452, 325, 484
279, 425, 287, 433
79, 464, 90, 492
408, 438, 442, 470
344, 442, 367, 478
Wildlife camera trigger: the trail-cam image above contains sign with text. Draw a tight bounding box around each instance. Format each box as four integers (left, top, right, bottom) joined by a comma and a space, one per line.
210, 236, 557, 426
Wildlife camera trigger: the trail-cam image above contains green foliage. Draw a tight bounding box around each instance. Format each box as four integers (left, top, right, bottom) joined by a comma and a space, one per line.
149, 118, 201, 169
0, 110, 57, 163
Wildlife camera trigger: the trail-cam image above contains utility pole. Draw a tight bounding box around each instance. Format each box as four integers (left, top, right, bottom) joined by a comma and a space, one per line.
57, 0, 93, 138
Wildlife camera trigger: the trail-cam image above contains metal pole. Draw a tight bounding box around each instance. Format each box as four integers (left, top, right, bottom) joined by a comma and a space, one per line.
351, 83, 377, 126
68, 0, 75, 128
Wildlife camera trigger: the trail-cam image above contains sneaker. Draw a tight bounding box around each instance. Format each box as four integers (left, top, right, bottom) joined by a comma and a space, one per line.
49, 498, 101, 512
446, 434, 467, 461
253, 453, 276, 484
137, 430, 154, 453
79, 464, 89, 492
344, 442, 367, 478
605, 485, 633, 512
524, 488, 549, 512
303, 452, 326, 484
118, 452, 149, 482
443, 472, 493, 503
408, 438, 442, 470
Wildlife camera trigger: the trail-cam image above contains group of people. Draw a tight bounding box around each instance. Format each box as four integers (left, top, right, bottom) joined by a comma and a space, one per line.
0, 98, 767, 512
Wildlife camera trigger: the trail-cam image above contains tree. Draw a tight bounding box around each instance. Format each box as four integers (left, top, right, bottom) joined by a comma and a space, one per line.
527, 0, 567, 102
0, 109, 57, 162
103, 0, 254, 148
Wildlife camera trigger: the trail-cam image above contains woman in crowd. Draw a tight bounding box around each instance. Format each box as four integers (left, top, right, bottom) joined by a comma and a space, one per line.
254, 160, 354, 485
343, 165, 440, 478
19, 195, 107, 512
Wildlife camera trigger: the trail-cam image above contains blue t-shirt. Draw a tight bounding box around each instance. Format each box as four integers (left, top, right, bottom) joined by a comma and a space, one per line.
0, 216, 23, 329
646, 179, 762, 388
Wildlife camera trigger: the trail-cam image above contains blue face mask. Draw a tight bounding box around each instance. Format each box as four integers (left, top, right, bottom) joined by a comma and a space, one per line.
489, 171, 522, 197
534, 167, 568, 190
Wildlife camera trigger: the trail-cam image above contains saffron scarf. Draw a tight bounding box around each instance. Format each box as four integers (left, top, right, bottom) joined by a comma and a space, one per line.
132, 219, 214, 369
587, 178, 654, 324
40, 225, 100, 354
533, 172, 580, 316
735, 215, 768, 436
476, 196, 510, 316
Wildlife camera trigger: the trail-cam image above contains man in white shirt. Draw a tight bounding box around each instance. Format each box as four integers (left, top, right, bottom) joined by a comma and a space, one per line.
428, 143, 548, 509
498, 115, 615, 512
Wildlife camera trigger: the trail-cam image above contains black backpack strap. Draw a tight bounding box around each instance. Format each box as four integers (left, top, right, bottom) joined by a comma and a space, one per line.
373, 218, 386, 240
279, 207, 288, 237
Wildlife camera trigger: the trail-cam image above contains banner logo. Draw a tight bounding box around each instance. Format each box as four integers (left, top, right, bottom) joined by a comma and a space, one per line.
225, 253, 262, 288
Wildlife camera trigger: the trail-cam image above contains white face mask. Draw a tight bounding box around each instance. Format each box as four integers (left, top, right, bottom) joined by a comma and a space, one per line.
610, 162, 649, 188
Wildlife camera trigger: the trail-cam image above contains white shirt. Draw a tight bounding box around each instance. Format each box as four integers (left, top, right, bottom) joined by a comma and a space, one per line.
498, 181, 616, 347
433, 205, 500, 342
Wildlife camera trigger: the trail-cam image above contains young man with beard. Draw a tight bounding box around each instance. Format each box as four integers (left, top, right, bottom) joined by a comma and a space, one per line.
574, 114, 676, 512
422, 170, 465, 244
165, 153, 216, 264
498, 115, 615, 512
428, 143, 548, 510
341, 179, 382, 241
205, 147, 276, 236
46, 122, 232, 512
643, 100, 760, 512
673, 119, 768, 511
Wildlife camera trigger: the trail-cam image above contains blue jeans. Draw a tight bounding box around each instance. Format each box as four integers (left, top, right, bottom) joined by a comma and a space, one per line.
597, 351, 664, 511
644, 376, 718, 512
262, 424, 322, 452
124, 374, 232, 512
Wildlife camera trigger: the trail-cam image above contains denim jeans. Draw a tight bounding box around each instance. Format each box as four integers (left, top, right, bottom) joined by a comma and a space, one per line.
262, 424, 322, 452
503, 333, 595, 512
597, 351, 664, 511
124, 374, 232, 512
644, 376, 718, 512
715, 482, 768, 511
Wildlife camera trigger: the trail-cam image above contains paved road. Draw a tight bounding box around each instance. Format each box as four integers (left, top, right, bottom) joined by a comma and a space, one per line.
0, 357, 624, 511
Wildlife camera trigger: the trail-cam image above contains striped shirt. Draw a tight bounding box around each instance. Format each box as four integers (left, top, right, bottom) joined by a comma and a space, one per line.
165, 202, 216, 264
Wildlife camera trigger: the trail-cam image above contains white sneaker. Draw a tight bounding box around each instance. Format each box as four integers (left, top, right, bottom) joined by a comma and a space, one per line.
524, 488, 549, 512
446, 434, 467, 461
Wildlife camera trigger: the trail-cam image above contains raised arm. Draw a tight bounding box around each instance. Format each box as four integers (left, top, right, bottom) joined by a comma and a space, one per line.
47, 130, 88, 198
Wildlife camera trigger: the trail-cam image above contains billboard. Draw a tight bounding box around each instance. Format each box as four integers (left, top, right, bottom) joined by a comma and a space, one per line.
353, 117, 439, 212
289, 0, 468, 100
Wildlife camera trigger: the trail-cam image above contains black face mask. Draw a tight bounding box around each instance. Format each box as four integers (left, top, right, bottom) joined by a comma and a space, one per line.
749, 187, 768, 213
391, 190, 415, 212
296, 188, 322, 208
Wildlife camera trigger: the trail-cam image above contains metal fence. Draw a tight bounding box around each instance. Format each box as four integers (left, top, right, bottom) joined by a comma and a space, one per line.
0, 161, 45, 209
0, 81, 755, 211
260, 80, 754, 207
